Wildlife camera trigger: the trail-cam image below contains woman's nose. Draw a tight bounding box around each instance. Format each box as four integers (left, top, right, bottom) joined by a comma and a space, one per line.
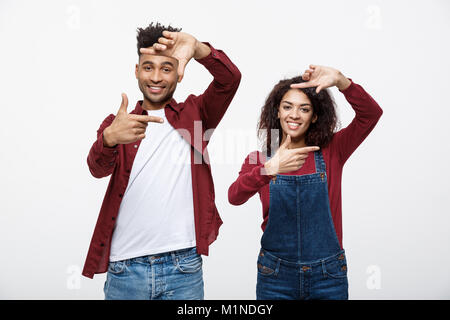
289, 109, 301, 119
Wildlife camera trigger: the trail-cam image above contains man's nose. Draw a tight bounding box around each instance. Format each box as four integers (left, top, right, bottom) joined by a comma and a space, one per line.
150, 70, 162, 83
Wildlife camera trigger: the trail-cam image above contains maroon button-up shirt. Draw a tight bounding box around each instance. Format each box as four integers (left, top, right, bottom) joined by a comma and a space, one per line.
82, 43, 241, 279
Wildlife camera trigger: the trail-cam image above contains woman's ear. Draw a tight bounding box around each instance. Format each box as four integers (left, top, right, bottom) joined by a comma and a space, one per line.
312, 114, 318, 123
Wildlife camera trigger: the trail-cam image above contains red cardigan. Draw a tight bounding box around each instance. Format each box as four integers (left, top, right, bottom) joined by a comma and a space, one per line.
83, 43, 241, 279
228, 80, 382, 249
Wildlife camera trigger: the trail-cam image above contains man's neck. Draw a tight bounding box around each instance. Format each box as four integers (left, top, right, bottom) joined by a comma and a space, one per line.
141, 98, 167, 111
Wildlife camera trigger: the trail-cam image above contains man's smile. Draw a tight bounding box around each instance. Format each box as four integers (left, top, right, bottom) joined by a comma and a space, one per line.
146, 84, 166, 94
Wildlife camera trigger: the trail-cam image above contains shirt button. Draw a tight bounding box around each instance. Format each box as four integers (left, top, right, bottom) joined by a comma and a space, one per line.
119, 193, 123, 198
109, 162, 114, 166
112, 217, 116, 221
212, 52, 216, 57
113, 150, 118, 154
100, 243, 105, 247
134, 145, 138, 149
126, 169, 131, 173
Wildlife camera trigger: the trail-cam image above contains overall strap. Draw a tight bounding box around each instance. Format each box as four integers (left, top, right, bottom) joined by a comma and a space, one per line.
314, 150, 326, 173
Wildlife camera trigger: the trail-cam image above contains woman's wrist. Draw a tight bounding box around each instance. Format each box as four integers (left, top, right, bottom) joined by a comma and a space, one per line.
336, 73, 351, 91
264, 160, 277, 176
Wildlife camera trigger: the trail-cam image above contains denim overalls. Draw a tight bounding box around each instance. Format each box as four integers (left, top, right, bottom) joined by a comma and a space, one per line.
256, 150, 348, 300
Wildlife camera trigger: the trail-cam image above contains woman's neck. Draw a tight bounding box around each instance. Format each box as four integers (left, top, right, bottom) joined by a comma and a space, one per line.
280, 134, 306, 149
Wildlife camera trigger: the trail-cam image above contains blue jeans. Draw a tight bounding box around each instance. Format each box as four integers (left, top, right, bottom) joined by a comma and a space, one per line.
104, 247, 204, 300
256, 249, 348, 300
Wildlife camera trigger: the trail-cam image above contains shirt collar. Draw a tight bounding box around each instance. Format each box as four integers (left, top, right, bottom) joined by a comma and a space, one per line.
133, 98, 178, 115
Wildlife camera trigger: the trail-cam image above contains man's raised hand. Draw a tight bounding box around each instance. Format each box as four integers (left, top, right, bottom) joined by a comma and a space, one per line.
140, 31, 210, 82
103, 93, 164, 147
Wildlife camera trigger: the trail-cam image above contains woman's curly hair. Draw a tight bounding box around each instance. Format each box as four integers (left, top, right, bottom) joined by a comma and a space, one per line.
258, 76, 339, 156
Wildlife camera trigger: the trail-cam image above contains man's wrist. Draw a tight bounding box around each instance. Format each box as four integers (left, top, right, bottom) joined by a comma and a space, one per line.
103, 127, 117, 148
193, 41, 211, 60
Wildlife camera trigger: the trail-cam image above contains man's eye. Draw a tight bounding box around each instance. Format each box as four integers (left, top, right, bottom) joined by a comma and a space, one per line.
145, 66, 152, 71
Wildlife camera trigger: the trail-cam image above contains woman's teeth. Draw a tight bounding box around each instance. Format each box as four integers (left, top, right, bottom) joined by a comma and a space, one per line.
287, 122, 300, 129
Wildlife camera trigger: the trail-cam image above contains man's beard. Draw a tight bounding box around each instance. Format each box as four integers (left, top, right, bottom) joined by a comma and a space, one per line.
143, 90, 174, 104
139, 82, 176, 105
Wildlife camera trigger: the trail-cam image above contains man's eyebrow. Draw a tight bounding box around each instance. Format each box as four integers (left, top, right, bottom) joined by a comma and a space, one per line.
281, 100, 312, 107
141, 61, 175, 67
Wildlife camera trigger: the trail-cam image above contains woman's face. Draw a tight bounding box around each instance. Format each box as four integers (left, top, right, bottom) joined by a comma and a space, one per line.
278, 89, 317, 141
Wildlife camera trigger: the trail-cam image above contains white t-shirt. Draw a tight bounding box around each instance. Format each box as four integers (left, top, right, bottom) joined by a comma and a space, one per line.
109, 108, 195, 262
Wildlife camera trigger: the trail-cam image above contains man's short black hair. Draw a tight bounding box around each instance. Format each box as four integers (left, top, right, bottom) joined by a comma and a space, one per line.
136, 22, 181, 56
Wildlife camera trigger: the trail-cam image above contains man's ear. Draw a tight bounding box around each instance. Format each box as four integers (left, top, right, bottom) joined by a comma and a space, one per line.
135, 63, 139, 79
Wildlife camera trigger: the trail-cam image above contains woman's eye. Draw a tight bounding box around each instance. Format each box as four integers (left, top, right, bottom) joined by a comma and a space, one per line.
283, 105, 291, 110
301, 108, 310, 113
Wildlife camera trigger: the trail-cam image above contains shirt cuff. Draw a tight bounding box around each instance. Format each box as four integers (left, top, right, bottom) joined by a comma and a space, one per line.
339, 78, 355, 94
253, 164, 274, 186
97, 131, 119, 157
194, 42, 235, 73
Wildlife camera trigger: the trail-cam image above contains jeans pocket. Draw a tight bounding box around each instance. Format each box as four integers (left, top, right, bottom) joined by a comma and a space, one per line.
108, 260, 127, 275
257, 253, 278, 277
323, 258, 348, 279
176, 254, 203, 274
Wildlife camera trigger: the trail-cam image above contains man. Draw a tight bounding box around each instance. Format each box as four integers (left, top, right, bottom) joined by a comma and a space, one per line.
82, 22, 241, 300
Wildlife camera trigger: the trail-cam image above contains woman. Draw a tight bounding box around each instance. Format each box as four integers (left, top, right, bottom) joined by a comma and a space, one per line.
228, 65, 382, 300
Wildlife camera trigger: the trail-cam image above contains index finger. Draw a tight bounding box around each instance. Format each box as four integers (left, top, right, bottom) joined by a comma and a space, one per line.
292, 146, 320, 154
290, 81, 316, 89
130, 114, 164, 123
140, 47, 157, 55
162, 30, 177, 39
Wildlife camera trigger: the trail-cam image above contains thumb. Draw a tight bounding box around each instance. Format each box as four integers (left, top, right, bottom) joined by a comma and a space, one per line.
118, 93, 128, 114
315, 85, 324, 94
177, 59, 188, 83
280, 134, 291, 149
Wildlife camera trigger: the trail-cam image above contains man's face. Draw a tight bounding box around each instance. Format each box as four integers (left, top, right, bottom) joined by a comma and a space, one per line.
135, 53, 179, 105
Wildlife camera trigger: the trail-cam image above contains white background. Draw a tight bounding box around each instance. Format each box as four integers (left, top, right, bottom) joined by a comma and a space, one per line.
1, 0, 449, 299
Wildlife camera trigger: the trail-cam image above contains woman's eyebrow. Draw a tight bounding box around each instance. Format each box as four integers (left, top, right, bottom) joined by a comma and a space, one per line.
281, 100, 312, 107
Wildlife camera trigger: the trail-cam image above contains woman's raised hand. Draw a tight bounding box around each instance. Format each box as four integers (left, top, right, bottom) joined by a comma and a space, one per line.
264, 135, 320, 176
290, 65, 351, 93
